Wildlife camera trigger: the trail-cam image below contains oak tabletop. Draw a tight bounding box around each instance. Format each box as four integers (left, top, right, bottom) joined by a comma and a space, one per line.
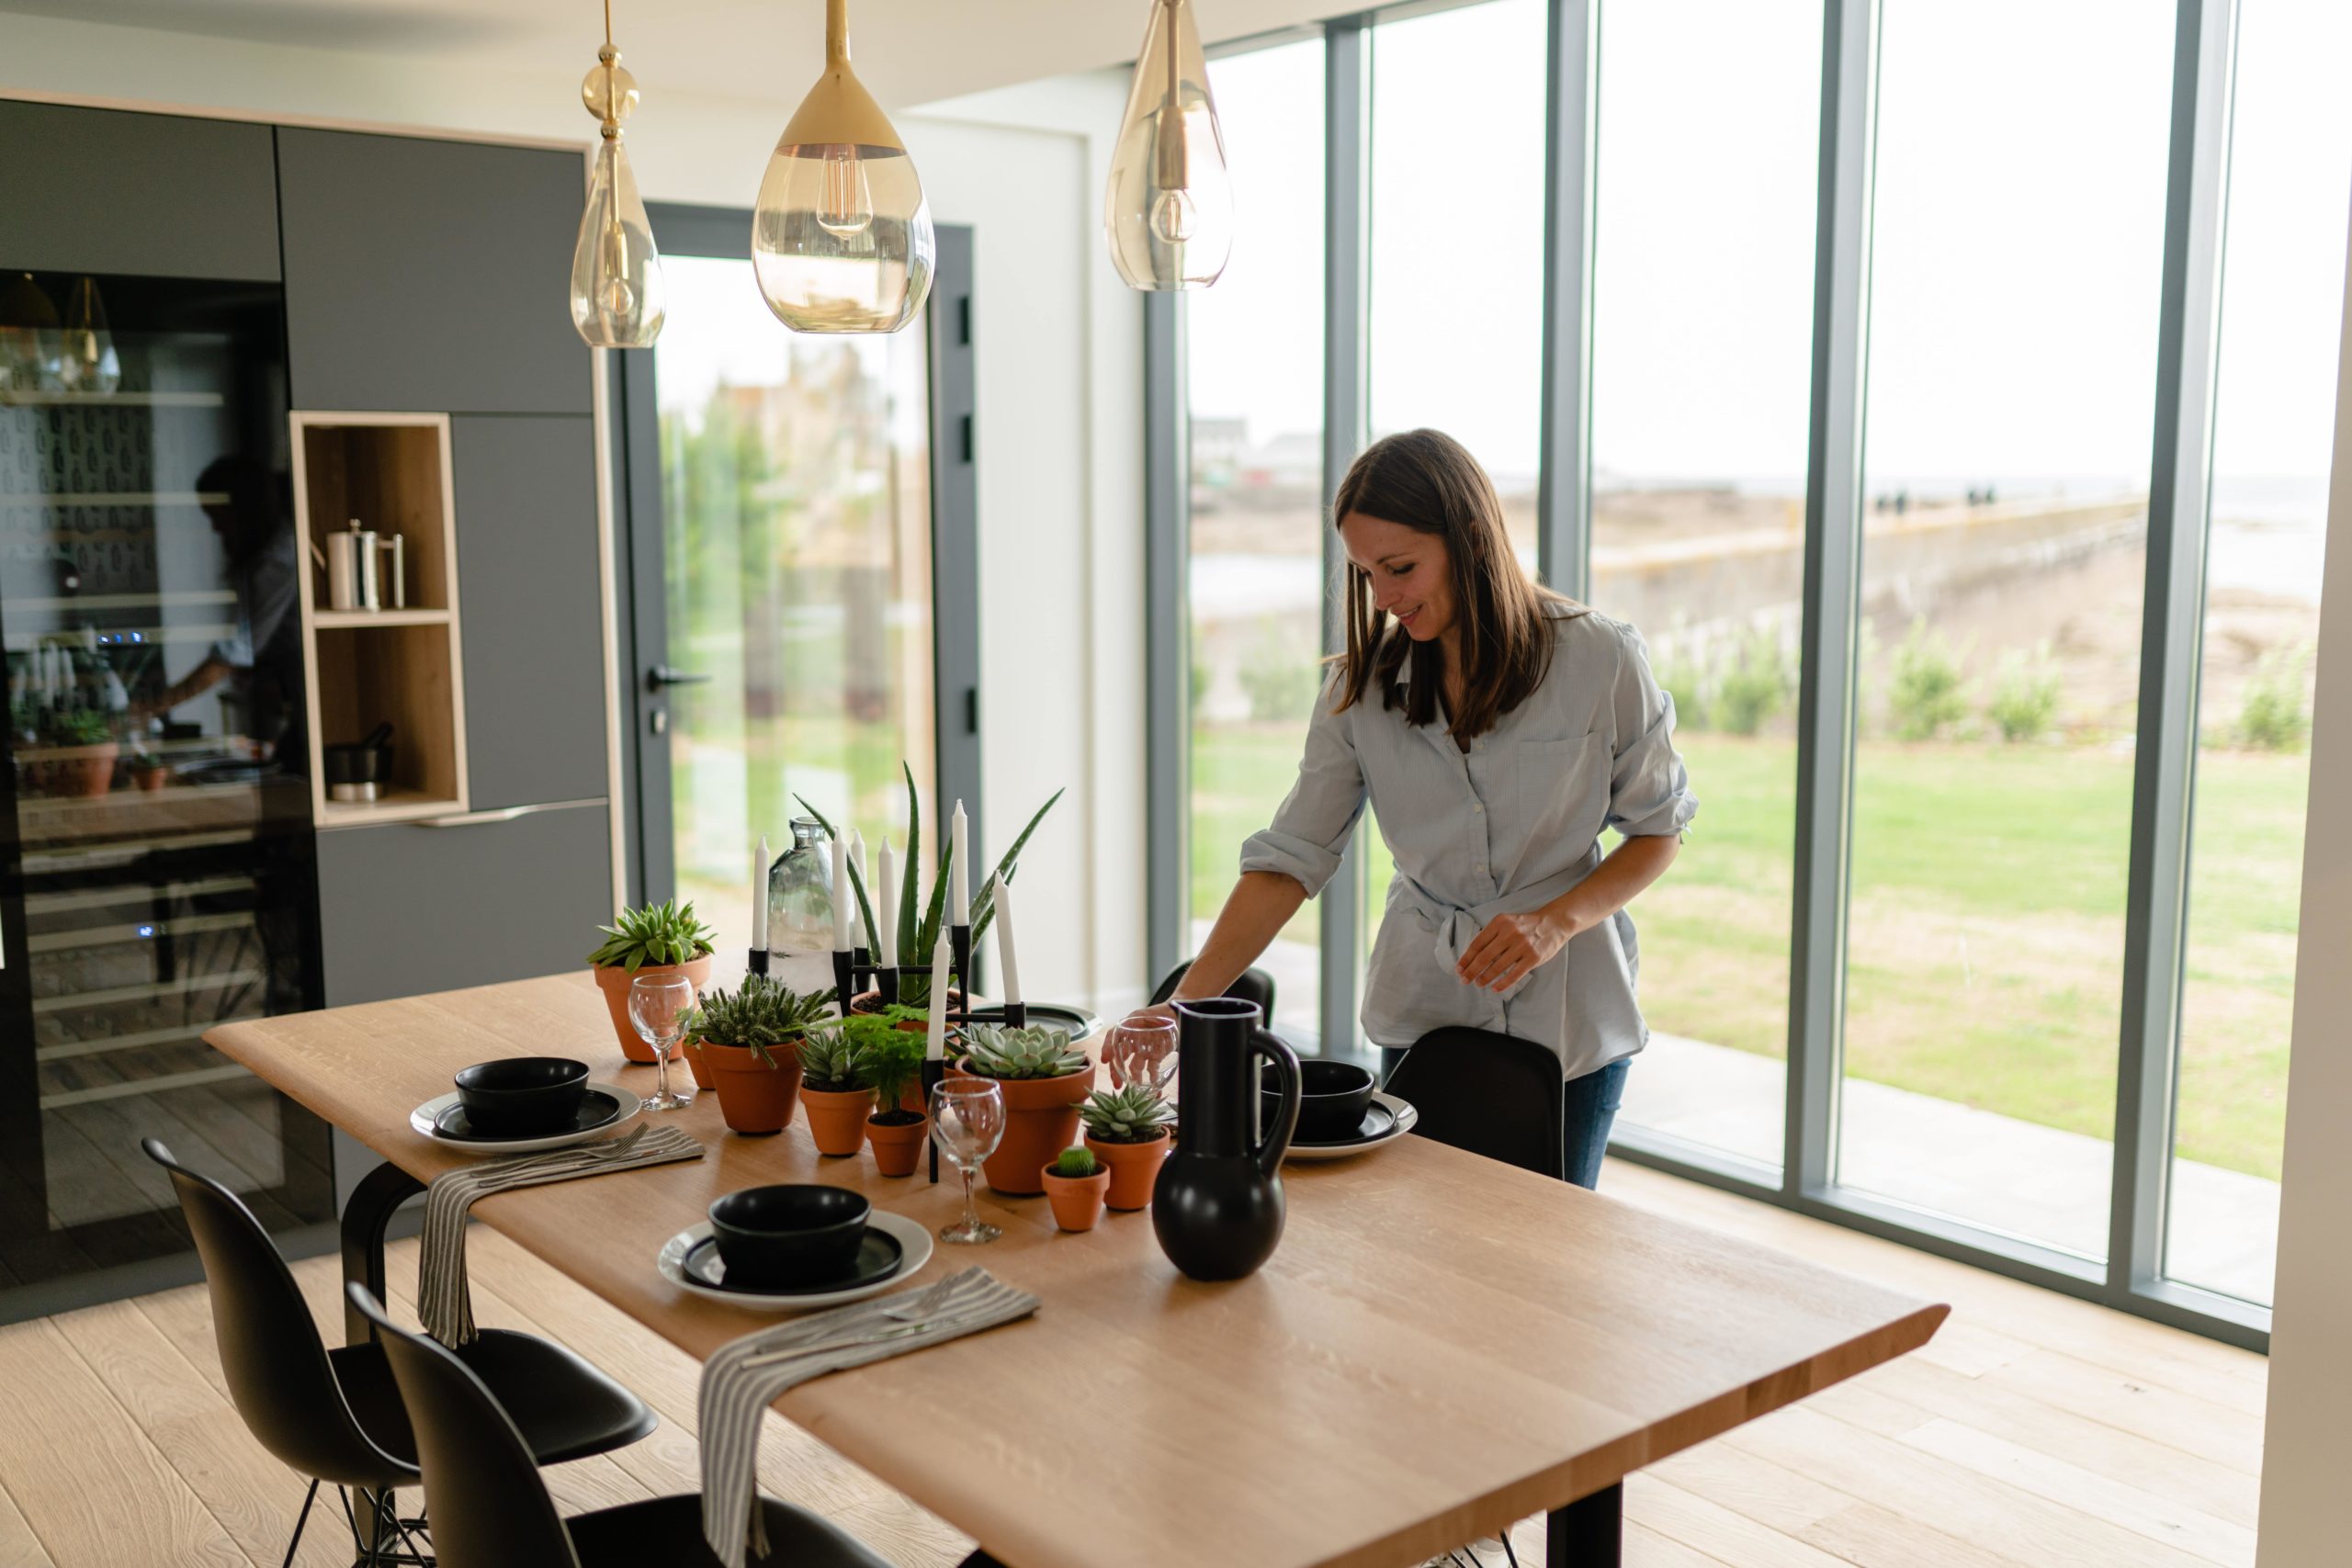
207, 965, 1946, 1568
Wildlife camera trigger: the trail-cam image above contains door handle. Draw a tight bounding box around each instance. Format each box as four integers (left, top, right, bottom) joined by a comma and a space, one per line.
647, 665, 712, 691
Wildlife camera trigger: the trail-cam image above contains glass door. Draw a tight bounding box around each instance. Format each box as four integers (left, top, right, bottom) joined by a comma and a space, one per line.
0, 272, 331, 1312
616, 215, 978, 955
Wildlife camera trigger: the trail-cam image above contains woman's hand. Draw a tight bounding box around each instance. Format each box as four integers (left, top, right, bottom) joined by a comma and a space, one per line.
1455, 907, 1580, 993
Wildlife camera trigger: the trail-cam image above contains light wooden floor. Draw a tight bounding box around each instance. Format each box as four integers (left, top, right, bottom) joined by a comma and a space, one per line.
0, 1158, 2267, 1568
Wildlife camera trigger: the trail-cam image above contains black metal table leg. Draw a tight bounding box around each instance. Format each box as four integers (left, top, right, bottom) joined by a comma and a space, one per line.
339, 1159, 425, 1562
1545, 1482, 1622, 1567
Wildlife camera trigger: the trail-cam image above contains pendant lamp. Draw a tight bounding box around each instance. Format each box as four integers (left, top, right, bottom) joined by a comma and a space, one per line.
59, 277, 120, 395
1104, 0, 1232, 291
570, 0, 666, 348
752, 0, 934, 333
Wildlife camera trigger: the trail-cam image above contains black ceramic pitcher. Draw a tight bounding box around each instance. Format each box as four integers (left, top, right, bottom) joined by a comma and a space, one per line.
1152, 998, 1301, 1281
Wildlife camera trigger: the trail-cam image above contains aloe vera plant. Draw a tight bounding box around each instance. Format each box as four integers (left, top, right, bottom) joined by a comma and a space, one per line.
585, 899, 717, 973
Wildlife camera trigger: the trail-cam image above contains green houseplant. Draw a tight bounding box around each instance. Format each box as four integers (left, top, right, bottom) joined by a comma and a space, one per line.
857, 1030, 929, 1177
41, 706, 118, 798
1080, 1083, 1174, 1212
955, 1022, 1095, 1197
1040, 1145, 1109, 1233
684, 977, 833, 1134
794, 1026, 873, 1156
586, 900, 718, 1064
797, 763, 1063, 1009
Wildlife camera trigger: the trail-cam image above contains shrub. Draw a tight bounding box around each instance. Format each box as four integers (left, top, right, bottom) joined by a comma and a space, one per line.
1714, 630, 1792, 737
1238, 617, 1321, 722
1986, 645, 2062, 742
1887, 619, 1971, 741
2239, 644, 2312, 752
1653, 644, 1709, 732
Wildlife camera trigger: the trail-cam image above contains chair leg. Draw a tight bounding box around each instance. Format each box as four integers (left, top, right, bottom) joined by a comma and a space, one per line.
281, 1478, 321, 1568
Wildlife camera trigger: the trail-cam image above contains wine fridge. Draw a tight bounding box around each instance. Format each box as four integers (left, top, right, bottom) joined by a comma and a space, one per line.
0, 269, 332, 1319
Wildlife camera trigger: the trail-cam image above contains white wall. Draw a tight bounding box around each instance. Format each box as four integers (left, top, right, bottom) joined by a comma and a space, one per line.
0, 13, 1149, 1013
2256, 191, 2352, 1566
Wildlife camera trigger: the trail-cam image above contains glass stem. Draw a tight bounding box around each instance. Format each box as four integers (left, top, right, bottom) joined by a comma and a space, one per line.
654, 1036, 673, 1099
961, 1167, 978, 1232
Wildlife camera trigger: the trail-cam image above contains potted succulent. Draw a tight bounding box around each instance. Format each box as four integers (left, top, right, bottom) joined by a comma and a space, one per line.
858, 1031, 929, 1177
795, 1027, 875, 1156
44, 708, 118, 798
683, 976, 834, 1135
127, 739, 168, 793
956, 1022, 1094, 1196
586, 899, 717, 1062
1080, 1083, 1175, 1212
1040, 1146, 1109, 1233
798, 764, 1062, 1012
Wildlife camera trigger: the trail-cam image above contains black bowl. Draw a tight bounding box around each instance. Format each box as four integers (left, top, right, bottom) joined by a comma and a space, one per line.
1264, 1058, 1378, 1144
707, 1185, 872, 1288
453, 1056, 589, 1136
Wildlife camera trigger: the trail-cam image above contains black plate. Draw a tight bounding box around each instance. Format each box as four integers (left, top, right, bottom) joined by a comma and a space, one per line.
435, 1089, 621, 1144
683, 1228, 905, 1297
1291, 1100, 1399, 1149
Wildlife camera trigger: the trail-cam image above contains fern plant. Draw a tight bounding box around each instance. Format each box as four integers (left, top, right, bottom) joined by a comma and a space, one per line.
1080, 1083, 1173, 1145
960, 1023, 1088, 1081
684, 976, 835, 1068
855, 1032, 927, 1124
586, 899, 717, 973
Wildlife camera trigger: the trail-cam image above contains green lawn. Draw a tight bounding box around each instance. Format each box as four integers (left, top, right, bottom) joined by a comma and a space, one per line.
1190, 723, 2306, 1180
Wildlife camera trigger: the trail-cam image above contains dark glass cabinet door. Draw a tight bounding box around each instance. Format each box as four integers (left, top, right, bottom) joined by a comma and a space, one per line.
0, 272, 331, 1314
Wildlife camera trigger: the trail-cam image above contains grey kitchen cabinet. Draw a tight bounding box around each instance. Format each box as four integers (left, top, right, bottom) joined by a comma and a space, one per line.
276, 129, 591, 414
0, 101, 281, 279
452, 414, 609, 810
314, 802, 612, 1007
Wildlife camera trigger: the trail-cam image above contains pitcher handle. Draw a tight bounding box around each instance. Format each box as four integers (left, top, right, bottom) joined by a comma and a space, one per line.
1249, 1028, 1301, 1179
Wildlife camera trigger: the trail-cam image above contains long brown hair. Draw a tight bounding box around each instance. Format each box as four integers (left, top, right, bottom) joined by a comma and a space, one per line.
1330, 429, 1569, 741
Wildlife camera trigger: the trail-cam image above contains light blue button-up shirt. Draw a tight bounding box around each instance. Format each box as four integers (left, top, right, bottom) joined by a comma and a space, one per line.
1240, 605, 1697, 1079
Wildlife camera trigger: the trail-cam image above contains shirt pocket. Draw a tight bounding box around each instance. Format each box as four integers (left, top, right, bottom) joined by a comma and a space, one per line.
1515, 732, 1611, 865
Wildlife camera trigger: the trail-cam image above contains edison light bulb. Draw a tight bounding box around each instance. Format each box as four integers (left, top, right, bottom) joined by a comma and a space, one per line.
571, 45, 666, 348
1105, 0, 1232, 290
817, 146, 875, 237
1148, 187, 1198, 245
59, 276, 120, 395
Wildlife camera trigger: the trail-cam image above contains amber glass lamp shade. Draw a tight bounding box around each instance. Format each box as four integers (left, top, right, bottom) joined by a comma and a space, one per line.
1104, 0, 1232, 291
571, 49, 666, 348
752, 0, 934, 333
58, 277, 120, 395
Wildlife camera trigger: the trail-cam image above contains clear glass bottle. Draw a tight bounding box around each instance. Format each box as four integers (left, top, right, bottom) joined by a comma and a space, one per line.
767, 818, 837, 953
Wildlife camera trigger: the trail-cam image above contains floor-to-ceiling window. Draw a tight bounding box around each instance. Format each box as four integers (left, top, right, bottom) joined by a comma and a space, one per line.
1592, 0, 1823, 1174
1184, 37, 1328, 1043
2165, 0, 2352, 1307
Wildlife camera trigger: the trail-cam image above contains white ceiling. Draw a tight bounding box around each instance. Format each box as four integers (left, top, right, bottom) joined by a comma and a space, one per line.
0, 0, 1349, 109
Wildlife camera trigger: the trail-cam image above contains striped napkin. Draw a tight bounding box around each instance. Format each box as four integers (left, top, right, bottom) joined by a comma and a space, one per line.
698, 1268, 1039, 1567
417, 1122, 704, 1346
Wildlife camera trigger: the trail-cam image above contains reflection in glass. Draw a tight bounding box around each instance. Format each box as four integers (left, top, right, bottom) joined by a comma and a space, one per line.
58, 277, 120, 395
1184, 38, 1326, 1046
654, 254, 935, 955
1589, 0, 1820, 1172
0, 270, 62, 390
2165, 0, 2351, 1307
1838, 0, 2176, 1257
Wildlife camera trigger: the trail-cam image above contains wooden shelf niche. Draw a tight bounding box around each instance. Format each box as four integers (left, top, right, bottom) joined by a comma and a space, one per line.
290, 412, 469, 827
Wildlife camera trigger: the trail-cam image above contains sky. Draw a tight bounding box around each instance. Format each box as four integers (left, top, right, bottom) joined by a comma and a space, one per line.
1185, 0, 2352, 497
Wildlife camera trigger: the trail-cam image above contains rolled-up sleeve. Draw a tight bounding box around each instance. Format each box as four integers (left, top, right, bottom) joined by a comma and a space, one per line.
1238, 674, 1369, 897
1607, 627, 1699, 838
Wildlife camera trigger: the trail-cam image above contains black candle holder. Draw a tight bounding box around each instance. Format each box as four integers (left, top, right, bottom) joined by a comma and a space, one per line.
746, 946, 770, 978
831, 945, 878, 1018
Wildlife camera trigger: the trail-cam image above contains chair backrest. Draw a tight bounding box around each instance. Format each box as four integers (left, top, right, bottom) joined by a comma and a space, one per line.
141, 1138, 407, 1488
346, 1282, 582, 1568
1383, 1029, 1566, 1181
1149, 959, 1278, 1028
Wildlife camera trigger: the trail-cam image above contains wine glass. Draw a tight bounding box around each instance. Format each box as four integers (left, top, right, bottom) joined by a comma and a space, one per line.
1106, 1012, 1179, 1095
628, 972, 697, 1112
929, 1078, 1005, 1245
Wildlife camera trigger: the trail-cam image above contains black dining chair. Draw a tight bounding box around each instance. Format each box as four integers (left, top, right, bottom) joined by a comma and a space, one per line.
1382, 1027, 1567, 1183
1148, 958, 1278, 1027
143, 1138, 659, 1566
347, 1281, 1010, 1568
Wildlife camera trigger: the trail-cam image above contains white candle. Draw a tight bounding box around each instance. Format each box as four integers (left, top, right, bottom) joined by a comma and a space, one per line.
992, 872, 1022, 1008
752, 835, 770, 952
876, 840, 899, 969
950, 800, 969, 926
830, 828, 850, 950
925, 933, 951, 1060
848, 829, 874, 952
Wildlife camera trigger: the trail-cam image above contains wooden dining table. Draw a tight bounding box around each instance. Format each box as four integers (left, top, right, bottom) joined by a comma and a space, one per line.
207, 962, 1947, 1568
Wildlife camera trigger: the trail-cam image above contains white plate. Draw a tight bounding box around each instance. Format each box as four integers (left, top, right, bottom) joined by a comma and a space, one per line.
408, 1081, 643, 1155
658, 1208, 935, 1312
1283, 1091, 1419, 1161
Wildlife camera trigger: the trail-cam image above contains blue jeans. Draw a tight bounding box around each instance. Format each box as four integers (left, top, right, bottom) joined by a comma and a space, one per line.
1374, 1052, 1629, 1190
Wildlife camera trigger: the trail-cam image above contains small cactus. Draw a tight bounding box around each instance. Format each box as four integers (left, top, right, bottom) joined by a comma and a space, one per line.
1080, 1082, 1173, 1145
961, 1022, 1088, 1080
1053, 1146, 1100, 1179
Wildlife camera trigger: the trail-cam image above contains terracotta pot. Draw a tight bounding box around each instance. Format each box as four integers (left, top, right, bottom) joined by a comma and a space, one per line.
865, 1112, 929, 1177
131, 764, 168, 793
50, 741, 117, 798
951, 1058, 1096, 1196
698, 1039, 803, 1135
1041, 1165, 1111, 1233
1084, 1130, 1172, 1212
684, 1041, 717, 1089
590, 955, 712, 1063
800, 1085, 875, 1156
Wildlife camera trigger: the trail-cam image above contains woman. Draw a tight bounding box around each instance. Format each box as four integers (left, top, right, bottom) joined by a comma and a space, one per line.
1166, 429, 1696, 1189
